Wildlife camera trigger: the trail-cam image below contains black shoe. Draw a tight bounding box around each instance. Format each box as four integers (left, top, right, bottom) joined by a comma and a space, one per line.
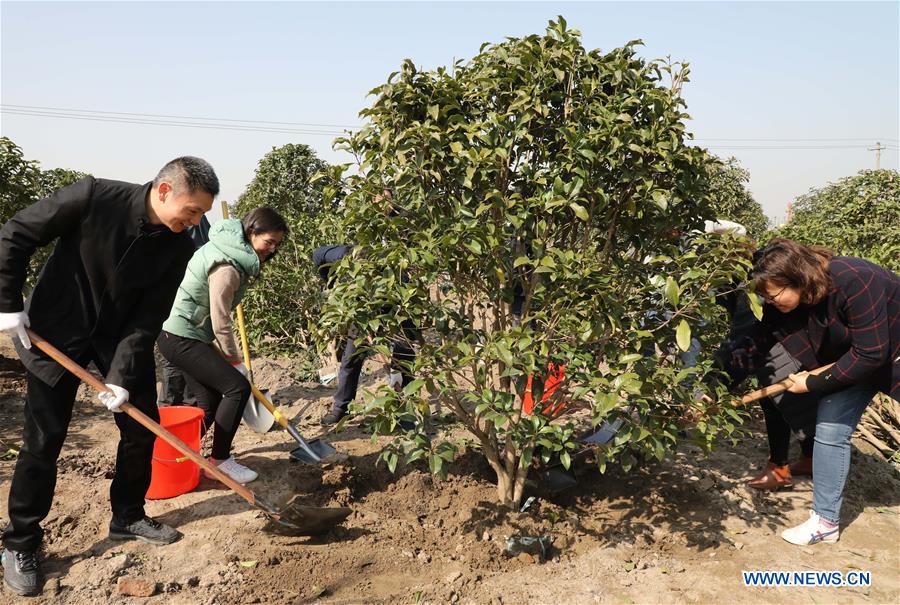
320, 409, 347, 426
2, 548, 42, 597
109, 516, 182, 546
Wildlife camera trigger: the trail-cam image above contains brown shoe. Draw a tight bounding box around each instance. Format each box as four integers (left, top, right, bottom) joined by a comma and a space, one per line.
789, 455, 813, 477
748, 461, 794, 490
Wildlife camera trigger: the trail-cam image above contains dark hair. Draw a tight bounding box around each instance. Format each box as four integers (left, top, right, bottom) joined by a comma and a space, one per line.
752, 238, 834, 305
154, 156, 220, 197
242, 207, 289, 263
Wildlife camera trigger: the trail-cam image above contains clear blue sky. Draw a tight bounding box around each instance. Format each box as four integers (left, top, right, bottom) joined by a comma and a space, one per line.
2, 1, 898, 224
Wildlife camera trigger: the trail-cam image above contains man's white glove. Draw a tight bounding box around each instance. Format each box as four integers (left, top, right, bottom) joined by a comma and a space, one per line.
0, 311, 31, 349
98, 384, 128, 413
388, 371, 403, 392
231, 362, 249, 378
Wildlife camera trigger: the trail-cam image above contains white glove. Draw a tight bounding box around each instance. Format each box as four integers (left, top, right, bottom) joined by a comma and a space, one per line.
0, 311, 31, 349
231, 362, 249, 377
388, 371, 403, 392
98, 384, 128, 413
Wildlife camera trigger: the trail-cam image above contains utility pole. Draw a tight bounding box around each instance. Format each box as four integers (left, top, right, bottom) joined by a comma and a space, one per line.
868, 141, 884, 169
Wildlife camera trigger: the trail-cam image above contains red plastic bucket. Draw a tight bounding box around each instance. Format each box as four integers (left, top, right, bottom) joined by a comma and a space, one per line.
146, 406, 204, 500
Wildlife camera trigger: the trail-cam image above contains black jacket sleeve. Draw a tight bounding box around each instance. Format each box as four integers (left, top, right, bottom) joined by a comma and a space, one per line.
0, 177, 94, 312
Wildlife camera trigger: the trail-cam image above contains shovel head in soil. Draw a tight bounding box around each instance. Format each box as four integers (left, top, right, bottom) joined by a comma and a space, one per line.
289, 436, 338, 465
538, 466, 579, 493
263, 495, 352, 535
243, 389, 276, 433
537, 419, 623, 492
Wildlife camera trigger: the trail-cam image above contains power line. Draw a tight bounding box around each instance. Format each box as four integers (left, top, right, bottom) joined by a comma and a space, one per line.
1, 103, 360, 130
695, 137, 899, 143
1, 107, 350, 137
698, 144, 888, 150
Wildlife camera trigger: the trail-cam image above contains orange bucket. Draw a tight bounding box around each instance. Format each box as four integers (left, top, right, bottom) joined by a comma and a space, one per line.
146, 406, 204, 500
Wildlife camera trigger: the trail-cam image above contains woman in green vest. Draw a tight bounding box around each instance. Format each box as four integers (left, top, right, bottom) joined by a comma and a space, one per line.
157, 208, 287, 484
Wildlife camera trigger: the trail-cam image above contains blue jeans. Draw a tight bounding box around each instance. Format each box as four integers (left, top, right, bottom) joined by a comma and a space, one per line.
812, 383, 878, 524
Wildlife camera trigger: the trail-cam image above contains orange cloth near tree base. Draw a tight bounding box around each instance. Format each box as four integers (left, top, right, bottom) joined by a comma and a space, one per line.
522, 363, 567, 416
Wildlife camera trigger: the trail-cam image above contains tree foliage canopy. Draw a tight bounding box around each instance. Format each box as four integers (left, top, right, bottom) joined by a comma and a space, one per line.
775, 169, 899, 272
232, 144, 341, 374
320, 19, 752, 506
705, 157, 768, 238
1, 137, 88, 289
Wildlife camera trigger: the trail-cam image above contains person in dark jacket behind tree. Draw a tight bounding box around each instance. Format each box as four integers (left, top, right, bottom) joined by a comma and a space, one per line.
0, 157, 218, 597
311, 243, 417, 426
748, 238, 898, 547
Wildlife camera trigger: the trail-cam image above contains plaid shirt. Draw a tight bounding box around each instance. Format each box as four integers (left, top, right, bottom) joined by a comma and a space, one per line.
758, 257, 899, 402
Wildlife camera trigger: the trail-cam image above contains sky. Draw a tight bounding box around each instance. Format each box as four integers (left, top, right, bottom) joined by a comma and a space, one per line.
2, 1, 898, 224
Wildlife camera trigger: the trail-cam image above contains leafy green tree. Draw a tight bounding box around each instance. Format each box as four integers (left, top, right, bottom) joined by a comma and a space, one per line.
0, 137, 88, 290
39, 167, 89, 198
705, 157, 768, 238
1, 137, 43, 223
320, 19, 752, 507
232, 144, 341, 374
775, 169, 899, 271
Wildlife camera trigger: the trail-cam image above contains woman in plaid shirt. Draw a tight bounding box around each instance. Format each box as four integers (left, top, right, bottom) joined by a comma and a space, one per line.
750, 238, 899, 546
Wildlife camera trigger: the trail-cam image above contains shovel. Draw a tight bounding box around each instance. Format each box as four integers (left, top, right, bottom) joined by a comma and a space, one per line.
27, 329, 351, 535
213, 344, 337, 465
247, 382, 337, 465
537, 419, 623, 492
739, 363, 835, 404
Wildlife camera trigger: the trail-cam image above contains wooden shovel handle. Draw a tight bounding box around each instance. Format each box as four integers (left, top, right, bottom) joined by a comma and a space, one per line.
26, 329, 258, 506
739, 363, 835, 404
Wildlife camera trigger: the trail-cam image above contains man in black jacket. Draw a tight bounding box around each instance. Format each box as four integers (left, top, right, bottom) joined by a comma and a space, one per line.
0, 157, 218, 597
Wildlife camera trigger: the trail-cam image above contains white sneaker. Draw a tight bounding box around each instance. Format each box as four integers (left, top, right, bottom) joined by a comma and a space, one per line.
781, 510, 839, 546
206, 456, 258, 484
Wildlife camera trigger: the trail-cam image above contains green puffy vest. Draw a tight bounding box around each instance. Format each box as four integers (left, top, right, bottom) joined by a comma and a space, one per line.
162, 218, 260, 343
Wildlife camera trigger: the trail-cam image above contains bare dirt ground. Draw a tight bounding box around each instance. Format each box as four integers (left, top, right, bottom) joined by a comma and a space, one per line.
0, 339, 897, 605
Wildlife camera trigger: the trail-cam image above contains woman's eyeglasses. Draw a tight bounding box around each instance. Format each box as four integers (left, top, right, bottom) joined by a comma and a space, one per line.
760, 285, 787, 304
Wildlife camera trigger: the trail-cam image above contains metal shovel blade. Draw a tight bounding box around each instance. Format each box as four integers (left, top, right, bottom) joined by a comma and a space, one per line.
264, 495, 352, 536
538, 466, 579, 493
581, 418, 623, 445
243, 390, 276, 433
289, 438, 338, 465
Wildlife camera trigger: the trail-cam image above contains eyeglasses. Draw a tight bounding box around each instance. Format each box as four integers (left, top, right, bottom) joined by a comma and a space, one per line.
760, 285, 787, 304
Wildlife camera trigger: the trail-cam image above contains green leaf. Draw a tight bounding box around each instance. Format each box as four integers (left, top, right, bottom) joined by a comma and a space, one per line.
747, 291, 763, 320
403, 378, 426, 395
428, 454, 444, 475
664, 276, 679, 306
569, 202, 589, 221
496, 341, 514, 366
559, 450, 571, 469
427, 104, 439, 121
651, 190, 668, 211
676, 319, 691, 352
449, 141, 463, 154
618, 353, 643, 364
